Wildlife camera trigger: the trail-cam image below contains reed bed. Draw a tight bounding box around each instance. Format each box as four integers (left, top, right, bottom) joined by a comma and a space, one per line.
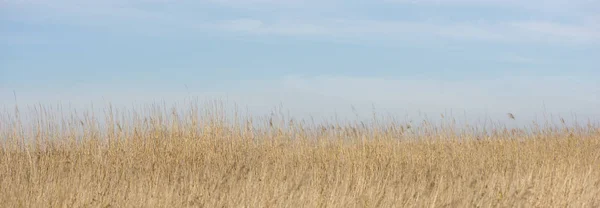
1, 102, 599, 207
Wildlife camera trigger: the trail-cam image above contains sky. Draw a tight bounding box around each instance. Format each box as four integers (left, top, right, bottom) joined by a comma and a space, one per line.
1, 0, 599, 125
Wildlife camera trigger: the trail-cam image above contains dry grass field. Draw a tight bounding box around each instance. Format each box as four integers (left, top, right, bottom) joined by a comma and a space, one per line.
1, 102, 600, 207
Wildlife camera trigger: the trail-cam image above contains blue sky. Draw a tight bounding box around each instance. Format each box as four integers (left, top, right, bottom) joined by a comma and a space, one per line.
1, 0, 599, 124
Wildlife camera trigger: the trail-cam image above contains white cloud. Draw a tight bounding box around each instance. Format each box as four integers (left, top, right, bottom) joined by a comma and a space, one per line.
207, 0, 311, 7
510, 21, 600, 43
3, 0, 599, 44
218, 19, 265, 32
213, 18, 600, 44
280, 75, 599, 112
384, 0, 599, 12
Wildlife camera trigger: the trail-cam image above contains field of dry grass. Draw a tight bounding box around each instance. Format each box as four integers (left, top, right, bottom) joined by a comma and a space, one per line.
1, 102, 600, 207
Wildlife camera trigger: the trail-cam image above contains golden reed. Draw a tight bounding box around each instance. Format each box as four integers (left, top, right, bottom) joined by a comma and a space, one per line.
1, 102, 599, 207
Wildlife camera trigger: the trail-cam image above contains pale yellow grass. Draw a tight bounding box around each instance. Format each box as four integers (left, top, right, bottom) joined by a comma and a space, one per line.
1, 103, 599, 207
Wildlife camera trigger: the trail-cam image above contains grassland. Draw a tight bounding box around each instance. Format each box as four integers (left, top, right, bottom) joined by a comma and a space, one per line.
1, 102, 599, 207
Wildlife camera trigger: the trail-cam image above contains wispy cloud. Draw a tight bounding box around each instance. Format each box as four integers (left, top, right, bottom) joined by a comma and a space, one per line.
384, 0, 599, 11
510, 21, 600, 43
214, 18, 600, 44
3, 0, 599, 45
